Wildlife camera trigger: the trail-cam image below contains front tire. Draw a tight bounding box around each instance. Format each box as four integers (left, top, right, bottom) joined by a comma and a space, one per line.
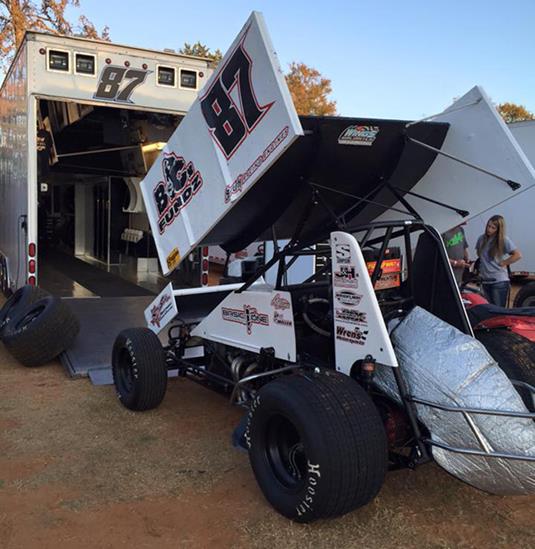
112, 328, 167, 411
246, 369, 387, 522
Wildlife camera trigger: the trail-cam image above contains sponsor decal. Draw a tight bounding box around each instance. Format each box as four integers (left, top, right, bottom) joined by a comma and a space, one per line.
274, 311, 292, 327
335, 308, 367, 326
366, 258, 401, 275
335, 243, 351, 264
153, 152, 203, 234
222, 304, 269, 334
373, 272, 401, 290
94, 65, 150, 103
366, 258, 402, 290
335, 325, 368, 345
271, 293, 290, 310
335, 290, 362, 307
333, 266, 359, 288
200, 26, 274, 160
338, 125, 380, 146
224, 126, 289, 203
166, 247, 181, 271
150, 293, 173, 328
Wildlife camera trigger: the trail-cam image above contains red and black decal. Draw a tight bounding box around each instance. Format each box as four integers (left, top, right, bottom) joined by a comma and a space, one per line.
154, 152, 203, 234
200, 26, 274, 159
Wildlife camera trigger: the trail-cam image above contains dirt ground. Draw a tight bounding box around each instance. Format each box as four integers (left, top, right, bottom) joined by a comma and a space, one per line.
0, 342, 534, 549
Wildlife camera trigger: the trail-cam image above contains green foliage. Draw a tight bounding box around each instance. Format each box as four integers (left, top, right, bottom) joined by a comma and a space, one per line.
177, 44, 338, 117
179, 42, 223, 63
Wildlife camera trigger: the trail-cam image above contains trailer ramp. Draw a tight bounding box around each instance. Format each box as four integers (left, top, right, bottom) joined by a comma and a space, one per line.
60, 296, 154, 384
61, 289, 233, 384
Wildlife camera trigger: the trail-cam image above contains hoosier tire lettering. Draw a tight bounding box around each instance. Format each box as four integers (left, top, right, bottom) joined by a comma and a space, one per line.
244, 394, 261, 450
295, 461, 321, 517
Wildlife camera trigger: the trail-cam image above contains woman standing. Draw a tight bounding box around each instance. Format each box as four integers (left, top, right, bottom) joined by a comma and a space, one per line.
476, 215, 522, 306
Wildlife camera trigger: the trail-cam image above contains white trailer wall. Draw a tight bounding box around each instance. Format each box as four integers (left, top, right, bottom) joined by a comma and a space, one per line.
0, 44, 28, 289
510, 120, 535, 167
0, 31, 214, 293
464, 120, 535, 275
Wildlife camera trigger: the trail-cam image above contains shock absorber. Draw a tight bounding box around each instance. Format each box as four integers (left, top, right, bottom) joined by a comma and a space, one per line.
359, 354, 376, 392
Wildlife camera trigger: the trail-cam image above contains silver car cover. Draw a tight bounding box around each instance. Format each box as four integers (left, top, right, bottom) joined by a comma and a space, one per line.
374, 306, 535, 495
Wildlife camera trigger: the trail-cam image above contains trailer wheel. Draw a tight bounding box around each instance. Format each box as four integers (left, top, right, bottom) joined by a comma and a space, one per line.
112, 328, 167, 411
2, 295, 79, 367
475, 329, 535, 412
0, 285, 50, 338
246, 369, 387, 522
513, 282, 535, 308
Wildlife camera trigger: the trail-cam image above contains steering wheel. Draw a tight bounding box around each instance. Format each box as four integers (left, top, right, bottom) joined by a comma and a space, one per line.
302, 297, 332, 337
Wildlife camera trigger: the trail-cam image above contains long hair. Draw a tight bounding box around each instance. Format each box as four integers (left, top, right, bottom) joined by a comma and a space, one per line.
478, 215, 506, 260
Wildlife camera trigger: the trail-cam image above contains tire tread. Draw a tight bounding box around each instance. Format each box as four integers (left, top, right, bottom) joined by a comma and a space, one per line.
249, 369, 387, 522
112, 328, 167, 411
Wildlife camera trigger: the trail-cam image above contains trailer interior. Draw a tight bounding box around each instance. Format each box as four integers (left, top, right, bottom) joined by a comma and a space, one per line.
37, 98, 203, 299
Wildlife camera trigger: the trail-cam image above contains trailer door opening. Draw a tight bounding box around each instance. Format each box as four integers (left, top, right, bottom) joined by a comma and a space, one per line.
36, 98, 200, 297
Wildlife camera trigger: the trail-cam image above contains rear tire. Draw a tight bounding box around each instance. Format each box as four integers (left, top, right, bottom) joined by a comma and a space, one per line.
0, 285, 49, 338
513, 282, 535, 308
246, 369, 387, 523
112, 328, 167, 411
2, 295, 79, 367
475, 329, 535, 411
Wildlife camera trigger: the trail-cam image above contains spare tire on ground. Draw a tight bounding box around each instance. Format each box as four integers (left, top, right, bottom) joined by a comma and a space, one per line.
0, 285, 50, 338
2, 295, 80, 367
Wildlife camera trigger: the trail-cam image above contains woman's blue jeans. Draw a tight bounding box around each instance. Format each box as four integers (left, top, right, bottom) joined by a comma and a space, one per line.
482, 281, 510, 307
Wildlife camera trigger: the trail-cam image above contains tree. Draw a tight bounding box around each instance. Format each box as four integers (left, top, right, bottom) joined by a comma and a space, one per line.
497, 102, 534, 124
0, 1, 109, 69
179, 41, 222, 63
175, 47, 338, 117
285, 62, 336, 116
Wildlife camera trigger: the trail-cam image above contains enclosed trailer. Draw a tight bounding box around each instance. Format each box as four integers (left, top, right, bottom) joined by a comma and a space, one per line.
0, 31, 214, 298
464, 119, 535, 277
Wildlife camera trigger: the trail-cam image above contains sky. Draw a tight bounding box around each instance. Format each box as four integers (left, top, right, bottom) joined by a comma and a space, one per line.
66, 0, 534, 120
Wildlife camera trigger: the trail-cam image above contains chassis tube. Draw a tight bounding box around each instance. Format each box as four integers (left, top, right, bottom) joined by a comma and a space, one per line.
172, 282, 245, 297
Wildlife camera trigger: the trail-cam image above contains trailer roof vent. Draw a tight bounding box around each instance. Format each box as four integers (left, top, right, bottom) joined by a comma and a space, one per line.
157, 66, 176, 87
48, 49, 69, 72
75, 53, 96, 76
180, 69, 197, 90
